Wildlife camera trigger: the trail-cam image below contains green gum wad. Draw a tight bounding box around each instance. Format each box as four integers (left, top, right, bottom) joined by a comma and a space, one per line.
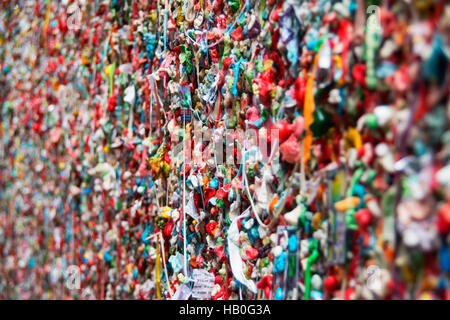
256, 59, 264, 73
228, 0, 239, 13
345, 166, 364, 230
179, 45, 193, 73
244, 67, 255, 90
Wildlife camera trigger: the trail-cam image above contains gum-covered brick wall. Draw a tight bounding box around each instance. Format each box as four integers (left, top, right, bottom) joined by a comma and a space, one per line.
0, 0, 449, 300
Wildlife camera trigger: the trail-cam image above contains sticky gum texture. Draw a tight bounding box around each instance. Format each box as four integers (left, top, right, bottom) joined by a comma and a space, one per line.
0, 0, 449, 300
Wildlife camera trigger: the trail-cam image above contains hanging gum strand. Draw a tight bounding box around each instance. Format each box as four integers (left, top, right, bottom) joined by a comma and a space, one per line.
303, 52, 319, 170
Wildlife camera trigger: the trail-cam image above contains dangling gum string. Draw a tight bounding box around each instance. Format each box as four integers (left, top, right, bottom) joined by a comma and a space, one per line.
214, 82, 223, 122
100, 189, 107, 299
242, 121, 268, 229
43, 0, 51, 37
182, 117, 188, 278
147, 74, 163, 132
266, 160, 300, 230
117, 181, 123, 287
148, 79, 153, 137
178, 170, 185, 243
304, 239, 319, 300
365, 14, 381, 90
159, 231, 174, 297
232, 59, 246, 96
300, 139, 306, 195
155, 234, 162, 299
175, 104, 191, 278
163, 0, 168, 53
127, 98, 134, 139
146, 232, 174, 297
208, 65, 227, 123
303, 52, 319, 174
212, 127, 219, 173
108, 30, 117, 96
